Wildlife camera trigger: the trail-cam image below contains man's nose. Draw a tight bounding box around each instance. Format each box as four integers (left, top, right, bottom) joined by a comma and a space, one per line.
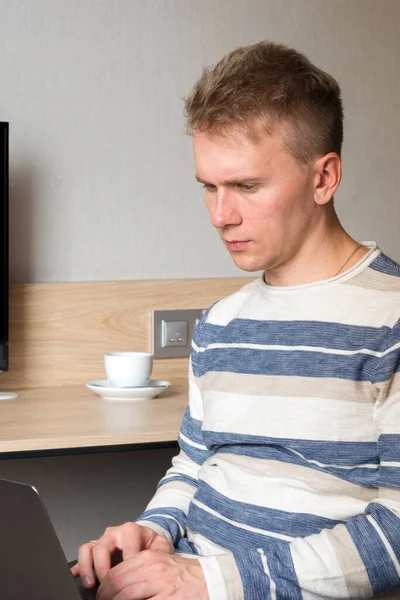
209, 189, 241, 229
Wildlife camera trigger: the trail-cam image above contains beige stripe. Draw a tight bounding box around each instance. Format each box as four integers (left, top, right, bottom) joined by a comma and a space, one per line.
328, 524, 374, 598
379, 488, 400, 502
217, 453, 377, 502
388, 373, 400, 397
343, 267, 400, 292
217, 552, 244, 600
197, 372, 375, 404
374, 372, 400, 405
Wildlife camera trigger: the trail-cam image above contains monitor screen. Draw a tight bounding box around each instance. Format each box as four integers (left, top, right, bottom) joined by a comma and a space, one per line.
0, 122, 8, 371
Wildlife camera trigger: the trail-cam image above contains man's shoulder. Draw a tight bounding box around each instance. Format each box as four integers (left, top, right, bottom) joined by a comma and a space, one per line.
205, 277, 261, 324
368, 252, 400, 279
344, 251, 400, 294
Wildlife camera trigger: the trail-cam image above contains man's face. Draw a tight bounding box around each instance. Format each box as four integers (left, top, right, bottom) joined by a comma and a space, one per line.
193, 125, 319, 273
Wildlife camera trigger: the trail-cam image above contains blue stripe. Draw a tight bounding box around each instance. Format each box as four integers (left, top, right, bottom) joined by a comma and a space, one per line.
379, 435, 400, 462
367, 503, 400, 565
180, 408, 205, 447
195, 481, 344, 538
178, 408, 212, 466
137, 507, 187, 543
187, 500, 291, 551
175, 537, 199, 555
196, 347, 377, 380
191, 351, 203, 378
369, 254, 400, 277
347, 514, 400, 595
192, 303, 218, 348
178, 433, 212, 466
379, 467, 400, 489
204, 433, 378, 466
374, 346, 400, 382
235, 550, 271, 600
268, 544, 302, 600
206, 441, 379, 487
198, 319, 390, 352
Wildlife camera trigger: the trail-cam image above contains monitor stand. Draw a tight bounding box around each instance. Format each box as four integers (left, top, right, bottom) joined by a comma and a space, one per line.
0, 392, 18, 400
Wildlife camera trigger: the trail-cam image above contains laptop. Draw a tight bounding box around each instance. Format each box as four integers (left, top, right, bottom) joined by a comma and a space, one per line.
0, 477, 98, 600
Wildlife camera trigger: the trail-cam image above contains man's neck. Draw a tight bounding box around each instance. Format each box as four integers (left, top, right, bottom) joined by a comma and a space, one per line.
263, 217, 369, 288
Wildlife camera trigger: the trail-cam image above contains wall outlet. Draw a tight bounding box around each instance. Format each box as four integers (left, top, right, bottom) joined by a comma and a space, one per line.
152, 309, 205, 358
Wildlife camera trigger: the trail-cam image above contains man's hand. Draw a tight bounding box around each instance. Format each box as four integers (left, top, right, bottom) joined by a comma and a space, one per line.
97, 550, 209, 600
70, 522, 173, 589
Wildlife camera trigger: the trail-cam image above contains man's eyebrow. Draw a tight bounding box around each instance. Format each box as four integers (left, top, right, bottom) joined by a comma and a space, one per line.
195, 175, 260, 185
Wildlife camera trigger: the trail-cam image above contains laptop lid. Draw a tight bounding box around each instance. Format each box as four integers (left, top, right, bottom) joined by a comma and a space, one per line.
0, 477, 84, 600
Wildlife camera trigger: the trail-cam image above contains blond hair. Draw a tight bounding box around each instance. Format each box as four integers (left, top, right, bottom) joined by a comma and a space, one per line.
184, 41, 343, 165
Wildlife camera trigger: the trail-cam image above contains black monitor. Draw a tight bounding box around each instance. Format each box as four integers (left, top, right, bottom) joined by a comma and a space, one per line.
0, 122, 8, 371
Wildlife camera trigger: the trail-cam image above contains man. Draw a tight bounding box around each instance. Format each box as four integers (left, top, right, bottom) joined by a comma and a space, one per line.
73, 41, 400, 599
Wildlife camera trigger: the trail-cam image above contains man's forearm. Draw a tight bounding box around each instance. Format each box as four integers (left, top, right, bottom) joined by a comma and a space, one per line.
197, 498, 400, 600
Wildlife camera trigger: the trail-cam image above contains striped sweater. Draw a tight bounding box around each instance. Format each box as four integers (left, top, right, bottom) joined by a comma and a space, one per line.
136, 241, 400, 599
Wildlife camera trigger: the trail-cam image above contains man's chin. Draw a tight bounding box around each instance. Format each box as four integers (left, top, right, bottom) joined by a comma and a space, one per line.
229, 254, 265, 273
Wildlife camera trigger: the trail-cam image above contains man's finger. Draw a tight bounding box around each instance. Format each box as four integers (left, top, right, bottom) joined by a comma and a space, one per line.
77, 543, 97, 588
92, 538, 114, 582
120, 522, 144, 561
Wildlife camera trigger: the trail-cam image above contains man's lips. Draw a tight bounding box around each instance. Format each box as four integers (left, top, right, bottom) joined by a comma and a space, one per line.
223, 239, 251, 251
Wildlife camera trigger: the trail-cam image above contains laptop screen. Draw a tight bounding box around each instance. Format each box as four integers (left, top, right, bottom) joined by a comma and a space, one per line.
0, 477, 85, 600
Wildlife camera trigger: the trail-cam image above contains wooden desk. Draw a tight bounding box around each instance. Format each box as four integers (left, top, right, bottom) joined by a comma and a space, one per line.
0, 380, 188, 458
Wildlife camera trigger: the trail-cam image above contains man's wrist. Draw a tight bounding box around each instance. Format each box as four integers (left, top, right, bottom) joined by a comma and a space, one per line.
135, 520, 173, 544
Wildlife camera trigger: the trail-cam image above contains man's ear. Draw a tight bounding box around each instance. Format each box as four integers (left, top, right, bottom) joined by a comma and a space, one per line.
313, 153, 342, 206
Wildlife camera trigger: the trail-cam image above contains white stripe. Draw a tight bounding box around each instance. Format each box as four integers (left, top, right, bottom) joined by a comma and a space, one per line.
205, 266, 400, 333
146, 487, 192, 513
200, 454, 374, 520
366, 515, 400, 577
188, 379, 204, 421
291, 529, 351, 598
191, 498, 294, 542
192, 341, 201, 353
194, 341, 400, 359
142, 514, 185, 538
286, 447, 378, 470
257, 548, 277, 600
381, 461, 400, 468
179, 431, 208, 451
187, 530, 229, 556
202, 390, 375, 442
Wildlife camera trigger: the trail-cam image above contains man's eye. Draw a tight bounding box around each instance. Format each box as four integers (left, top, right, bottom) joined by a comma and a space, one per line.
241, 183, 257, 191
202, 183, 217, 191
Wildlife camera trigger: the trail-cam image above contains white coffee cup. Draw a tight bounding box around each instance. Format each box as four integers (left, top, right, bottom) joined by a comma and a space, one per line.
104, 352, 153, 388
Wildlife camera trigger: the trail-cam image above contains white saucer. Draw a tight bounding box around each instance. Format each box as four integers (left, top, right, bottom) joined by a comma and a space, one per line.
86, 379, 171, 402
0, 392, 18, 401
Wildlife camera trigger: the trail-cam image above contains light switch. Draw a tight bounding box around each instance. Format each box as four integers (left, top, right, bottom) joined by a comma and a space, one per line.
152, 309, 205, 358
162, 320, 188, 347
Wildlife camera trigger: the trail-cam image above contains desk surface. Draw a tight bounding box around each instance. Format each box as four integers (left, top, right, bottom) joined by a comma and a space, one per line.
0, 380, 188, 456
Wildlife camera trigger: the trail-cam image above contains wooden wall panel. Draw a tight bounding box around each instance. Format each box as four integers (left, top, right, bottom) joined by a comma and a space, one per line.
2, 278, 251, 389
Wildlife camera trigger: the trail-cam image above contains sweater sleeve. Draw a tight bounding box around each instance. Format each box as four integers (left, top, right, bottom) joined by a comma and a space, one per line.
199, 318, 400, 600
135, 320, 211, 547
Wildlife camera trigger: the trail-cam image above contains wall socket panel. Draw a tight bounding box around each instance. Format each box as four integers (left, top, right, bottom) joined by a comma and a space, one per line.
152, 309, 205, 358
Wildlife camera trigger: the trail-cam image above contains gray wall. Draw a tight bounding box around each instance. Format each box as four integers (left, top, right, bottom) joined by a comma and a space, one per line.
1, 0, 399, 283
0, 0, 399, 563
